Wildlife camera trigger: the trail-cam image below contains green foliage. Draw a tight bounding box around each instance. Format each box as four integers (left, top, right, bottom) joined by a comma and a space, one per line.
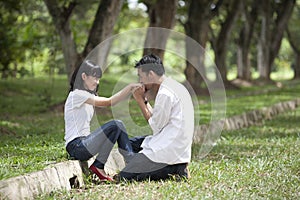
69, 0, 100, 52
0, 0, 24, 75
115, 1, 148, 32
273, 38, 294, 73
0, 0, 297, 81
0, 0, 60, 78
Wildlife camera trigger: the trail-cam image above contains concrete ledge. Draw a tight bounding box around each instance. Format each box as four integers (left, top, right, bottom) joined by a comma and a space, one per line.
193, 98, 300, 144
0, 160, 84, 200
0, 150, 125, 200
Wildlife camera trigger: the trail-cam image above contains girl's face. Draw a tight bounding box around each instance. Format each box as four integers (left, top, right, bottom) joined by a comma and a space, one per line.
82, 73, 100, 91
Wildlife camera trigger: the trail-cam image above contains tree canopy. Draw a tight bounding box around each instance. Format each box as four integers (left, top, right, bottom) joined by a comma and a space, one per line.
0, 0, 298, 89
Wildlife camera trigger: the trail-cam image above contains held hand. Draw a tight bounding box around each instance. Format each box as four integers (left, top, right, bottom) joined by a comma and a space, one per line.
128, 83, 143, 93
133, 85, 145, 100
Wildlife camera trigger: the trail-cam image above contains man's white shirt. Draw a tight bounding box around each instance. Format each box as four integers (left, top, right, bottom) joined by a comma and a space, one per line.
141, 77, 195, 164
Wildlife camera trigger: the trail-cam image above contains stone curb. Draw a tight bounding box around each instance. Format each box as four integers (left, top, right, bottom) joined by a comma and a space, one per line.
193, 98, 300, 143
0, 98, 299, 199
0, 150, 125, 200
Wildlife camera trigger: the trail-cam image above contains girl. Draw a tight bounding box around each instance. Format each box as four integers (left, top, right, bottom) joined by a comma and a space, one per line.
64, 60, 139, 181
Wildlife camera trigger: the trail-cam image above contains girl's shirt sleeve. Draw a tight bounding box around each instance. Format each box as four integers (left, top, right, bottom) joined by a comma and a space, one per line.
71, 90, 94, 108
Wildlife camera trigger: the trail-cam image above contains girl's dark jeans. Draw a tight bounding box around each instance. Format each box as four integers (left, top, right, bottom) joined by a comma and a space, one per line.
66, 120, 134, 169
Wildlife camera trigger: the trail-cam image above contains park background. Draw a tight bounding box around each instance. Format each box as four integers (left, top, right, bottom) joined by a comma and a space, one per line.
0, 0, 300, 199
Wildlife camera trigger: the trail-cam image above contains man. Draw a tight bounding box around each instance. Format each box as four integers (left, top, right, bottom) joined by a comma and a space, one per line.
118, 54, 194, 181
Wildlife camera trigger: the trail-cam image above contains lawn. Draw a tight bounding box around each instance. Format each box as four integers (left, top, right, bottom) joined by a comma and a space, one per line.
0, 75, 300, 197
37, 107, 300, 199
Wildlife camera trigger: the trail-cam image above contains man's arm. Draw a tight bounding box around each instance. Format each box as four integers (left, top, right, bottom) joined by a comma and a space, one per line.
133, 87, 152, 121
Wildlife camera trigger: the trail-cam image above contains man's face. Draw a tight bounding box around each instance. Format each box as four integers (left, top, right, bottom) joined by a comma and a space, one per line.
137, 68, 152, 90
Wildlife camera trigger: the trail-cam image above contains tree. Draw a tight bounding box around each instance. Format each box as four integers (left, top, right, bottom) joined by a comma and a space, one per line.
0, 0, 21, 78
257, 0, 295, 80
236, 0, 259, 81
210, 0, 242, 86
0, 0, 53, 78
287, 2, 300, 79
181, 0, 222, 93
0, 0, 42, 78
44, 0, 124, 80
142, 0, 177, 60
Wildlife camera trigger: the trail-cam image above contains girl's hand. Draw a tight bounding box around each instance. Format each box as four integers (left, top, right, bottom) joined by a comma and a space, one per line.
129, 83, 143, 93
132, 85, 145, 100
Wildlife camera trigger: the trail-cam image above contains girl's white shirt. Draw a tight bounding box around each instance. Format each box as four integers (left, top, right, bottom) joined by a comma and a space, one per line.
64, 89, 94, 146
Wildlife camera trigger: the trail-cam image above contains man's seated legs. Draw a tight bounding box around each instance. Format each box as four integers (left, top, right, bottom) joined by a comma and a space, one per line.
118, 153, 189, 181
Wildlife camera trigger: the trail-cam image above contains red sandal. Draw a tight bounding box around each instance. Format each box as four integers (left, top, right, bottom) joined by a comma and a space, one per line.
89, 165, 114, 182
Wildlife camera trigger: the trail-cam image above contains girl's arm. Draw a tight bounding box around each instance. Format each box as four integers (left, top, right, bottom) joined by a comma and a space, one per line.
85, 83, 142, 107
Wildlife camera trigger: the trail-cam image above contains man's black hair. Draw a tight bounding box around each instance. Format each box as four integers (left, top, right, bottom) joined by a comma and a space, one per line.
134, 54, 165, 76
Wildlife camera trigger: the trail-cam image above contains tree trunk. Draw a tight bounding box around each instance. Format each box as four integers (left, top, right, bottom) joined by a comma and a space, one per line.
184, 26, 207, 93
44, 0, 123, 80
12, 62, 17, 78
183, 0, 216, 94
257, 0, 271, 80
1, 63, 9, 79
44, 0, 78, 81
294, 53, 300, 79
237, 45, 252, 80
287, 28, 300, 80
212, 0, 242, 84
82, 0, 123, 65
268, 0, 295, 69
237, 0, 259, 81
258, 0, 295, 80
142, 0, 177, 60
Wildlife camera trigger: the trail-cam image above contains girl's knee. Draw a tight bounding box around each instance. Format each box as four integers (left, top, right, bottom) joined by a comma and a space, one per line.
112, 119, 126, 130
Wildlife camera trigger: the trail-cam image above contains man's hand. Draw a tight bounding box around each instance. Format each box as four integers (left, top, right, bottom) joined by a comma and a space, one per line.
132, 85, 152, 121
133, 85, 146, 101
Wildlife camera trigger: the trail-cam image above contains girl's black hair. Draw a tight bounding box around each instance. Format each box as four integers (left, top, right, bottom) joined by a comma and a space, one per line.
69, 60, 102, 95
134, 54, 165, 76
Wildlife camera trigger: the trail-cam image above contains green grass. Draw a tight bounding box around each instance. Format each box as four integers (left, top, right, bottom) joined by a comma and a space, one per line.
199, 80, 300, 123
37, 108, 300, 199
0, 112, 66, 180
0, 76, 69, 114
0, 76, 299, 181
